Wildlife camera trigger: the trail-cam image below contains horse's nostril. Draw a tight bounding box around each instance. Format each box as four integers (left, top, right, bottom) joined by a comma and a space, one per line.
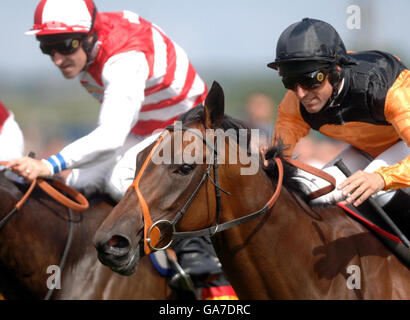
108, 235, 130, 249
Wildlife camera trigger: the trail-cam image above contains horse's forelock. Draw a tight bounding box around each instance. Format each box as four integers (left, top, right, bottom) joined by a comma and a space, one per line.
178, 105, 205, 125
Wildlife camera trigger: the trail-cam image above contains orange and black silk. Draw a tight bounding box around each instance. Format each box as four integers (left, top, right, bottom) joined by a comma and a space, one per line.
273, 51, 410, 191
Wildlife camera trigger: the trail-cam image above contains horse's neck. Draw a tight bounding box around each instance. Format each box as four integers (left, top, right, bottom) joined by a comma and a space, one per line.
0, 176, 110, 298
220, 163, 275, 215
0, 182, 58, 297
215, 171, 382, 299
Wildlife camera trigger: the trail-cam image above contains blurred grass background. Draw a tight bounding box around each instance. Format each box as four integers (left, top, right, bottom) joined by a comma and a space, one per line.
1, 70, 288, 157
1, 0, 409, 164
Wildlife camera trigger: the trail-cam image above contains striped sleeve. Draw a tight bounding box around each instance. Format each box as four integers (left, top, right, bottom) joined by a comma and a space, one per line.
42, 154, 67, 174
56, 52, 149, 170
0, 101, 10, 133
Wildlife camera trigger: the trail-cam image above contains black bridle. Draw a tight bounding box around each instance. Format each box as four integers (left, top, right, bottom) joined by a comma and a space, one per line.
144, 125, 284, 252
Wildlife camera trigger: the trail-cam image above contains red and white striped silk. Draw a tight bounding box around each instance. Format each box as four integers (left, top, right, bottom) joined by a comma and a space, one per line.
81, 11, 207, 136
0, 101, 10, 133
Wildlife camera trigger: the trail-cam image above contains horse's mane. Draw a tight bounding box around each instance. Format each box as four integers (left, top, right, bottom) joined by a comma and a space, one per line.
178, 106, 308, 200
264, 141, 309, 201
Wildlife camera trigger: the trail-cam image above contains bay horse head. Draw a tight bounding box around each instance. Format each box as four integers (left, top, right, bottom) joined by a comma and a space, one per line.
93, 81, 302, 276
93, 81, 269, 274
93, 83, 410, 299
0, 170, 174, 299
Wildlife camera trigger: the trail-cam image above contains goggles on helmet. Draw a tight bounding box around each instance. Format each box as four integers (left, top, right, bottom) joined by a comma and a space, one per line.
281, 69, 329, 90
39, 37, 83, 56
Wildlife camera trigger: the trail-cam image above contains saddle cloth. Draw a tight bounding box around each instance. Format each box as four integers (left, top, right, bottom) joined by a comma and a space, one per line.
149, 250, 173, 277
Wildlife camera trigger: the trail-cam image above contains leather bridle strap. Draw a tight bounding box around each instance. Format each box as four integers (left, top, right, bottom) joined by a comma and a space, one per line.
0, 162, 89, 231
37, 179, 89, 212
172, 157, 284, 239
0, 179, 36, 229
284, 158, 336, 199
0, 163, 83, 300
129, 131, 167, 255
129, 127, 227, 255
0, 161, 89, 212
129, 125, 337, 250
171, 157, 337, 240
44, 208, 74, 300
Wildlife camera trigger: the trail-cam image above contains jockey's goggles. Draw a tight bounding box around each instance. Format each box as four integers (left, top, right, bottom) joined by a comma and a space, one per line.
282, 69, 329, 90
39, 37, 83, 56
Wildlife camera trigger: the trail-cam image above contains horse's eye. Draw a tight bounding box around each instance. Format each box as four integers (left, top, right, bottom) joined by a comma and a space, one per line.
175, 163, 196, 175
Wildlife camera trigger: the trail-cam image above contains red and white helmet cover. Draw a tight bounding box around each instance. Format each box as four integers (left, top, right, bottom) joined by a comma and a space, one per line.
26, 0, 96, 36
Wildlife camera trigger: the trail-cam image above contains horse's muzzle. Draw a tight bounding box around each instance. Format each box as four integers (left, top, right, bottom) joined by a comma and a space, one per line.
93, 232, 142, 275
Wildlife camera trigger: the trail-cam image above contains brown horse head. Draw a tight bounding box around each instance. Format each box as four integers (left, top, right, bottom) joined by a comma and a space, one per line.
93, 81, 250, 273
94, 82, 410, 299
0, 171, 174, 299
93, 81, 298, 274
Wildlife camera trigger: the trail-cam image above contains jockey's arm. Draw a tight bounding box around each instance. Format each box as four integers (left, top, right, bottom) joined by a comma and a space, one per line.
7, 52, 149, 179
53, 52, 149, 172
374, 69, 410, 190
339, 69, 410, 207
272, 91, 311, 156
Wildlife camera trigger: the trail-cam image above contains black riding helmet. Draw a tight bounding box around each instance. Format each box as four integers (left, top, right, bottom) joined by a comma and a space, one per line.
268, 18, 356, 106
268, 17, 352, 76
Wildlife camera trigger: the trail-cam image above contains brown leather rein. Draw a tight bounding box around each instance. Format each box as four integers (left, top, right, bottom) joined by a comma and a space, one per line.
0, 161, 89, 300
130, 127, 336, 255
0, 161, 89, 228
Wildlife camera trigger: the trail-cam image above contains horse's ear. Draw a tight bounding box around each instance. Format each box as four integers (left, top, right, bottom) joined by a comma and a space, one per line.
204, 81, 225, 129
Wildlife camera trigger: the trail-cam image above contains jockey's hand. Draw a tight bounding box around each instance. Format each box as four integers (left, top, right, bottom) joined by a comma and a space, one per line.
5, 157, 52, 182
338, 170, 386, 207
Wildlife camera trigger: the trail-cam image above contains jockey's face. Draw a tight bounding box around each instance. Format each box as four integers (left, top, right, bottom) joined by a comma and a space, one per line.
50, 47, 87, 79
292, 75, 333, 114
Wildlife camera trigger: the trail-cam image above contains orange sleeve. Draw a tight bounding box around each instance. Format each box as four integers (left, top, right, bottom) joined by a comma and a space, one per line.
385, 69, 410, 144
272, 91, 311, 156
375, 69, 410, 190
375, 155, 410, 190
